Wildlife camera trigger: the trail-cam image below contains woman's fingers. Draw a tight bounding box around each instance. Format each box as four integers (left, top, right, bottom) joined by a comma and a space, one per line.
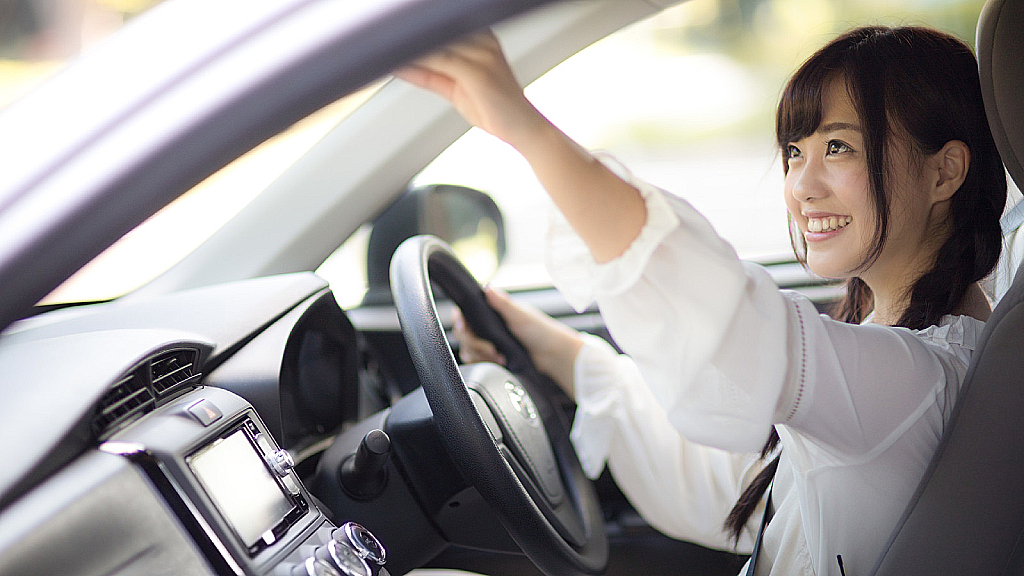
483, 286, 513, 318
396, 31, 506, 96
413, 30, 505, 73
393, 64, 456, 101
485, 286, 548, 340
453, 308, 506, 365
394, 30, 545, 146
452, 288, 582, 397
485, 286, 583, 397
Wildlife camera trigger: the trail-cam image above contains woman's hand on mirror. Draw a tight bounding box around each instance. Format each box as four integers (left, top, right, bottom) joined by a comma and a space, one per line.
398, 30, 646, 265
395, 30, 550, 149
453, 287, 583, 398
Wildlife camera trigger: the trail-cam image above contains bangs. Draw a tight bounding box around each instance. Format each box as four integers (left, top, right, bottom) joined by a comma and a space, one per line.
776, 65, 843, 169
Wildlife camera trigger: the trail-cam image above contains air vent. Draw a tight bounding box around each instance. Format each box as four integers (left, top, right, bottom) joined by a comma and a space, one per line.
94, 373, 155, 435
151, 348, 200, 395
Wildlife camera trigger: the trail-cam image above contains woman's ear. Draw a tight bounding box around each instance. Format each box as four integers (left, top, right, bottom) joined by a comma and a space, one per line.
929, 140, 970, 203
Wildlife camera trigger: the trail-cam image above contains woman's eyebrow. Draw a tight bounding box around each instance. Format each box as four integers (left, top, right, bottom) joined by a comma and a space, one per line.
818, 121, 861, 133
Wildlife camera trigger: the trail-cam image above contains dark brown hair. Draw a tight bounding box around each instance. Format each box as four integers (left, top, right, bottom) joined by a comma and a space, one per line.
725, 25, 1006, 542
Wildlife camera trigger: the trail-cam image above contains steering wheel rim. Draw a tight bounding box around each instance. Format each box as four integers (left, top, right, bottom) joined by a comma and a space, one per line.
389, 235, 608, 576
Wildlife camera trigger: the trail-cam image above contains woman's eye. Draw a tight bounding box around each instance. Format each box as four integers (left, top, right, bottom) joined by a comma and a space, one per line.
827, 140, 852, 155
786, 144, 801, 159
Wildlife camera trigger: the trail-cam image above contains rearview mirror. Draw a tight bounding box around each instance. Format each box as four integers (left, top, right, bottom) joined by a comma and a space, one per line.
364, 184, 506, 305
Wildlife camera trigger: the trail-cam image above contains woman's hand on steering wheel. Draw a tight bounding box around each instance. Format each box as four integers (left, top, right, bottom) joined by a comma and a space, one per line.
453, 287, 584, 398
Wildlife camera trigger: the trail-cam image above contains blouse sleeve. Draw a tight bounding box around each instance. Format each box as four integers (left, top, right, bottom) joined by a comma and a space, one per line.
570, 333, 763, 553
548, 177, 971, 461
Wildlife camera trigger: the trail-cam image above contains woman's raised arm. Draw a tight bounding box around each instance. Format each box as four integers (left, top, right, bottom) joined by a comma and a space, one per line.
397, 30, 646, 263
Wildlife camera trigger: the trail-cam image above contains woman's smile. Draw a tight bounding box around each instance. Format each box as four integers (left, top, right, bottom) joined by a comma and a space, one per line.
804, 213, 853, 240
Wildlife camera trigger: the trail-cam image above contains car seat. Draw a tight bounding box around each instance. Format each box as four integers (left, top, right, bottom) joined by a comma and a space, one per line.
870, 0, 1024, 572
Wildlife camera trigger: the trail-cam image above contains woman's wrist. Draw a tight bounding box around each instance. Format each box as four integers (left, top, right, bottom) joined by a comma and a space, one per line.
535, 328, 584, 398
501, 103, 561, 156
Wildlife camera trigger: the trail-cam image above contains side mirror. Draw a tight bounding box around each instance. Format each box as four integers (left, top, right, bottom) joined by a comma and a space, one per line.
364, 184, 506, 304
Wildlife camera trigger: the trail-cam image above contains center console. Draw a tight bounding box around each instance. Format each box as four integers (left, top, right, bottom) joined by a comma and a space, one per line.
100, 386, 387, 576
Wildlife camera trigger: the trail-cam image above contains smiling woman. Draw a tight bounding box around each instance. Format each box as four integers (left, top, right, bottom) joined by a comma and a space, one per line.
410, 14, 1005, 576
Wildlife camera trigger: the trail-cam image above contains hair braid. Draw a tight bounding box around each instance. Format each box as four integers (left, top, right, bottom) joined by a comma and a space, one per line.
724, 429, 779, 542
897, 174, 1003, 330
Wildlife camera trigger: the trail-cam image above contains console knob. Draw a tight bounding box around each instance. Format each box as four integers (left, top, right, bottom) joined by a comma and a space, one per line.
315, 540, 370, 576
268, 448, 295, 478
336, 523, 386, 566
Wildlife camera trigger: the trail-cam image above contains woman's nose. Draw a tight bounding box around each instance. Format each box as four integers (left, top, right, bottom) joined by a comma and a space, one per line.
789, 161, 829, 202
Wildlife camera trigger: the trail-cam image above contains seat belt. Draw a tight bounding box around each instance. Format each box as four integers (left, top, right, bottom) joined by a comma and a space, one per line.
745, 481, 774, 576
1000, 198, 1024, 237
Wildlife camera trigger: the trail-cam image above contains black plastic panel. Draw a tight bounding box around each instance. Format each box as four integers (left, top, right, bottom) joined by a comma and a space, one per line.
206, 289, 361, 449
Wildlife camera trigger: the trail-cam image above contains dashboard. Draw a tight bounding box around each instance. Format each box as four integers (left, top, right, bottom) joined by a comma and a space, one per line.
0, 273, 394, 576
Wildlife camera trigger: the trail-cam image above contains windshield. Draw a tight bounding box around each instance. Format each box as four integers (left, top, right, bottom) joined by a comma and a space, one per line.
7, 0, 989, 307
40, 86, 381, 304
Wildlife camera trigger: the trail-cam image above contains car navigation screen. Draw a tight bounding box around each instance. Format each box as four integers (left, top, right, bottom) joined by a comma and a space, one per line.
189, 428, 294, 549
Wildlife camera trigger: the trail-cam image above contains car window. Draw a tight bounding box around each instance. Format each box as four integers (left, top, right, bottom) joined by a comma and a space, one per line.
40, 86, 382, 304
6, 0, 384, 305
322, 0, 985, 308
1, 1, 167, 106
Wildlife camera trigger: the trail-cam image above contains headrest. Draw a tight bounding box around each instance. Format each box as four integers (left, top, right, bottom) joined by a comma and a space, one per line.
978, 0, 1024, 191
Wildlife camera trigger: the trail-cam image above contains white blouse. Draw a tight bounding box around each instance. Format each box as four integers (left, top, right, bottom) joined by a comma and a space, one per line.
547, 177, 983, 575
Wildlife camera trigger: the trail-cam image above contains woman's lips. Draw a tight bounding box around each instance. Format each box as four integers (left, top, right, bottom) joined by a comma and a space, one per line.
804, 214, 852, 242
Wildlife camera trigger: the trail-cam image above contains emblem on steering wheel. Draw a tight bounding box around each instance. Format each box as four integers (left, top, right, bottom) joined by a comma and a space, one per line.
505, 381, 539, 426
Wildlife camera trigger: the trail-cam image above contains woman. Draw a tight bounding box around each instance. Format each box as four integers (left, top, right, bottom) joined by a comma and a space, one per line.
399, 25, 1006, 574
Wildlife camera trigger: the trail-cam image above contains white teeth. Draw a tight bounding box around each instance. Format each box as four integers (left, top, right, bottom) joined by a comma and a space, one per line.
807, 215, 851, 233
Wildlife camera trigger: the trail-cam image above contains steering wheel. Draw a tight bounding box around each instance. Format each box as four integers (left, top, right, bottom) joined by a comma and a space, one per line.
389, 235, 608, 576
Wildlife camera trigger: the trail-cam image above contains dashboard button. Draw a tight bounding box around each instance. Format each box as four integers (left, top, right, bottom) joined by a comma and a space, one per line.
282, 473, 302, 495
256, 433, 274, 454
268, 449, 295, 477
245, 419, 260, 436
186, 399, 222, 426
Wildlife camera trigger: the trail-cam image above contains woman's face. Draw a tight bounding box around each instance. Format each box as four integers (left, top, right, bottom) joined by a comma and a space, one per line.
784, 80, 936, 282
